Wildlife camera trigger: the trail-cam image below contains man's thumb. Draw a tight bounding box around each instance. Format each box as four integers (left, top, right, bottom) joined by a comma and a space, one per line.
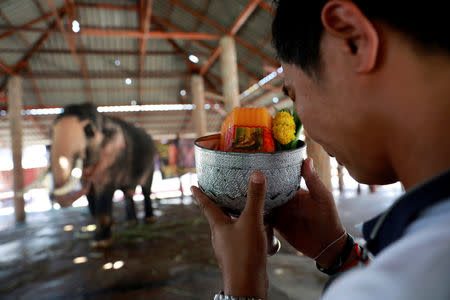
242, 171, 266, 220
302, 158, 331, 199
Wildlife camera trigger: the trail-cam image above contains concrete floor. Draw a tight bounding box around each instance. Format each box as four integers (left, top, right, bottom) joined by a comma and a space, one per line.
0, 189, 400, 300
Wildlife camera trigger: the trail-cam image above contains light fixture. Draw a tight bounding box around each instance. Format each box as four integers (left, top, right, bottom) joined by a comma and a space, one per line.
96, 104, 194, 113
73, 256, 88, 264
103, 262, 113, 270
204, 104, 211, 109
272, 97, 279, 103
72, 20, 80, 33
180, 89, 186, 96
113, 261, 124, 269
0, 110, 6, 116
214, 104, 220, 109
125, 78, 132, 85
188, 55, 199, 64
114, 60, 121, 66
239, 70, 281, 100
63, 225, 74, 231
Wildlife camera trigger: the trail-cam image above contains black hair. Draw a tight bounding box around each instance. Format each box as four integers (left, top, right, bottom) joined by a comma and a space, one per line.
55, 103, 99, 127
272, 1, 450, 75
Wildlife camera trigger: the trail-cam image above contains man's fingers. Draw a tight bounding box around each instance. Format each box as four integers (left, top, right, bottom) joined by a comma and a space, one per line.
302, 158, 332, 200
191, 186, 228, 226
242, 171, 266, 221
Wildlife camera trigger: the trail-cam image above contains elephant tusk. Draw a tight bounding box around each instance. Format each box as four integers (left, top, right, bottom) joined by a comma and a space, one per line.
53, 158, 84, 196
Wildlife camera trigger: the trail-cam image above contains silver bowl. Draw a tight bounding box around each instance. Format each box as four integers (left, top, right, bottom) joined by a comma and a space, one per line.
194, 134, 306, 215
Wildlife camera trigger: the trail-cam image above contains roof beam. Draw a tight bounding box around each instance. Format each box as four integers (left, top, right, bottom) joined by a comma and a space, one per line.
0, 48, 204, 56
259, 1, 274, 14
0, 10, 66, 93
46, 0, 93, 102
168, 0, 277, 67
0, 59, 14, 75
0, 7, 65, 40
200, 0, 262, 75
20, 71, 190, 79
151, 15, 258, 81
0, 25, 220, 40
139, 0, 153, 103
24, 65, 45, 106
75, 2, 139, 11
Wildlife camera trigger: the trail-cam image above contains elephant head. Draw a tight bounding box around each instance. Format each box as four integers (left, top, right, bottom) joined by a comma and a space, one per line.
50, 103, 106, 196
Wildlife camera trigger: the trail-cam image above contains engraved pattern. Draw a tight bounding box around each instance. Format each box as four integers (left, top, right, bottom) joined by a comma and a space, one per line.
195, 139, 306, 214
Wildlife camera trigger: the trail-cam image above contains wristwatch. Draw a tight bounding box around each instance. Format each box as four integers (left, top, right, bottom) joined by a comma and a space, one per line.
214, 291, 262, 300
316, 233, 355, 275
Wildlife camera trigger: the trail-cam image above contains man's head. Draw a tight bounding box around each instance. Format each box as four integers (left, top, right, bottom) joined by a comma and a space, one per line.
272, 0, 449, 184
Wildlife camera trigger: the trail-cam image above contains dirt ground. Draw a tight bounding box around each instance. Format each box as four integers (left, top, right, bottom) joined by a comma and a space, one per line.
0, 198, 327, 299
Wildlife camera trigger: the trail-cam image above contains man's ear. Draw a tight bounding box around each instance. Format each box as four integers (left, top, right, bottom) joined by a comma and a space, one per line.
321, 0, 379, 73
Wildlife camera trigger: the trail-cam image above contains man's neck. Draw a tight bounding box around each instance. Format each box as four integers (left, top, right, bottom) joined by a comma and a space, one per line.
385, 51, 450, 190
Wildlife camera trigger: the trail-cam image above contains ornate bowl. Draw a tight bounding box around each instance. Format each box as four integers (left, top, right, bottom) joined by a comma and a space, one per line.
194, 134, 306, 215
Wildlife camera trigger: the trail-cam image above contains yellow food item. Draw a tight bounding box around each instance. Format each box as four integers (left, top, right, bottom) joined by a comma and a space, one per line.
220, 107, 275, 152
273, 111, 296, 145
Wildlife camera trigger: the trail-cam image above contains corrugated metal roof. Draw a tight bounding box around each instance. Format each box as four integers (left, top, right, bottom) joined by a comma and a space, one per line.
0, 0, 281, 145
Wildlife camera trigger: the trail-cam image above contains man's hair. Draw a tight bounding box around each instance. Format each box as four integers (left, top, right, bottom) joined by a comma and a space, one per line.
272, 1, 450, 75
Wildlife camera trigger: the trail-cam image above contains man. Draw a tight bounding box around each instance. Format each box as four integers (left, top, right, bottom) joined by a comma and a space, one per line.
191, 0, 450, 299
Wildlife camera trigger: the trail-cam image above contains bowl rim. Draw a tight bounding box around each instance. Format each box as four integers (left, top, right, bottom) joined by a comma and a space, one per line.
194, 133, 306, 155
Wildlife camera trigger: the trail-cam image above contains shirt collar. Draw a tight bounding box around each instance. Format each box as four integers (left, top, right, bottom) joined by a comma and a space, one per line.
363, 168, 450, 256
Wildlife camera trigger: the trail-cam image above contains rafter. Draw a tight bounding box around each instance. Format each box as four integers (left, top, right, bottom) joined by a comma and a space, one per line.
0, 48, 206, 56
20, 71, 190, 79
259, 1, 274, 14
75, 2, 139, 11
0, 7, 65, 40
151, 15, 258, 81
0, 10, 65, 95
46, 0, 93, 102
201, 0, 263, 75
168, 0, 277, 67
0, 59, 14, 75
0, 25, 220, 40
151, 18, 221, 91
24, 65, 45, 107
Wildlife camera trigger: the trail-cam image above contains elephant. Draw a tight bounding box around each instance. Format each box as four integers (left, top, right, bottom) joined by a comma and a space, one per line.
50, 103, 157, 247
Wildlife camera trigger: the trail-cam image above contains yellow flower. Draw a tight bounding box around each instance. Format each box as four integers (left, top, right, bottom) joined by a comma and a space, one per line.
273, 111, 296, 145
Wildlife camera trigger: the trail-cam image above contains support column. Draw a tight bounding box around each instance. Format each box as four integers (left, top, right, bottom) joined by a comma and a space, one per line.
8, 76, 25, 222
220, 36, 240, 113
191, 74, 207, 137
305, 130, 332, 192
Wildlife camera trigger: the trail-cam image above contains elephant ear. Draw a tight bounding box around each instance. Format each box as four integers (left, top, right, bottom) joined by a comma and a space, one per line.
83, 123, 95, 138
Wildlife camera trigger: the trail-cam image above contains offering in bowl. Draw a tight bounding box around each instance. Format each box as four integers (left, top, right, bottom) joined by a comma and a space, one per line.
194, 134, 306, 216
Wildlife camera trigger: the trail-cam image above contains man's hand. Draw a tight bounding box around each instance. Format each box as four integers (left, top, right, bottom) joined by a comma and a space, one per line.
191, 171, 268, 299
273, 158, 346, 268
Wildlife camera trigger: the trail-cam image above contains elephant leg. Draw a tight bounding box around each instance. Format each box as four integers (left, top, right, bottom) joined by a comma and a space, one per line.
143, 171, 155, 223
124, 189, 138, 224
91, 187, 115, 248
86, 189, 96, 217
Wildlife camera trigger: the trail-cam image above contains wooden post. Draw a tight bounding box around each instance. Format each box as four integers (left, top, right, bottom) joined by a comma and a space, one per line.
304, 130, 332, 192
191, 74, 207, 137
220, 36, 240, 113
8, 76, 26, 222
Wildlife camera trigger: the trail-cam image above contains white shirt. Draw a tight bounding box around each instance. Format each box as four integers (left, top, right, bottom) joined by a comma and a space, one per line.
322, 198, 450, 300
